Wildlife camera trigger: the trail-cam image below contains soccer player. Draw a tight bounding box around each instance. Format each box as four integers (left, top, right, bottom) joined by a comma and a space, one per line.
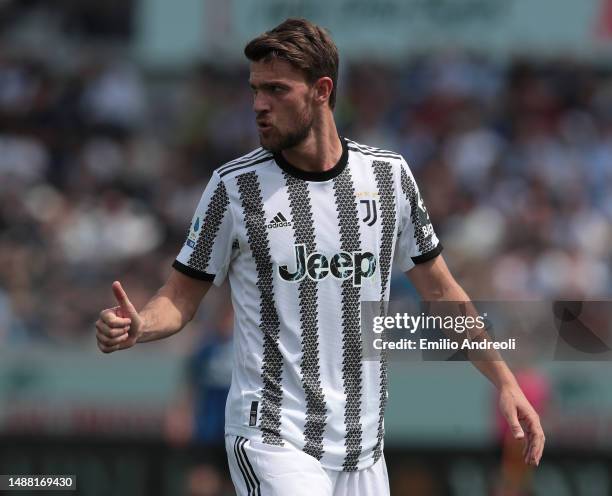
95, 18, 545, 495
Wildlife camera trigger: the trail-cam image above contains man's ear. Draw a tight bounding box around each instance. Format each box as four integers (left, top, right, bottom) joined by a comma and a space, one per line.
313, 77, 333, 106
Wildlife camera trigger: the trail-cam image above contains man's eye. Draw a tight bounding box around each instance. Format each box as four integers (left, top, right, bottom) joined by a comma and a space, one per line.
271, 86, 284, 93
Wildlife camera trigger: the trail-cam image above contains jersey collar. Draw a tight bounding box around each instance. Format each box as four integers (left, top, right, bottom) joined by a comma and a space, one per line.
273, 136, 348, 182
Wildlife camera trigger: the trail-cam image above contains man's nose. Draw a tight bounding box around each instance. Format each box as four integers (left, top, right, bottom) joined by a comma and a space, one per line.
253, 92, 270, 113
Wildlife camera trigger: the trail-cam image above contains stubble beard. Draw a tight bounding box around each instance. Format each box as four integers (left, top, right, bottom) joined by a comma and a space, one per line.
260, 105, 314, 154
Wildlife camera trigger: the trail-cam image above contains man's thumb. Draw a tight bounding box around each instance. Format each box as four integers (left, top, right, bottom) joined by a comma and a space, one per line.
508, 414, 525, 439
112, 281, 134, 312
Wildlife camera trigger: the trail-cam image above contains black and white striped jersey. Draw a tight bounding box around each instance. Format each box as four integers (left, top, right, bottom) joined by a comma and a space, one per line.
173, 137, 442, 471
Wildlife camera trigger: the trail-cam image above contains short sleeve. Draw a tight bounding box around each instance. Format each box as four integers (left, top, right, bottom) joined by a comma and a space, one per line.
393, 158, 443, 272
173, 171, 234, 287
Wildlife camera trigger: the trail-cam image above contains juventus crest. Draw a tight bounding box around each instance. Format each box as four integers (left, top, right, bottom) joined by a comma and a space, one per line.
360, 199, 378, 226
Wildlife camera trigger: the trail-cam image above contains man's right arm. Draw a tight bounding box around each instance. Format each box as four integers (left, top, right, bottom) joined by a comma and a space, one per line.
96, 268, 212, 353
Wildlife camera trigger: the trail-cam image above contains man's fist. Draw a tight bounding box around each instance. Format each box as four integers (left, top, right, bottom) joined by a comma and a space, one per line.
95, 281, 143, 353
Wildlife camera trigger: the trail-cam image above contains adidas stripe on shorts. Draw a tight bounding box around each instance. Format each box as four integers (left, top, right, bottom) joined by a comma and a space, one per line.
226, 434, 390, 496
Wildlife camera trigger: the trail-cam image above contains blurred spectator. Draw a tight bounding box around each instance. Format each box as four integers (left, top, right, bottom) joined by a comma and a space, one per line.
165, 296, 233, 496
165, 299, 233, 448
390, 461, 443, 496
185, 464, 225, 496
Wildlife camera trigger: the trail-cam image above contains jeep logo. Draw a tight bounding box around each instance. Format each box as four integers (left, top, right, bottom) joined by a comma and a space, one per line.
278, 244, 377, 286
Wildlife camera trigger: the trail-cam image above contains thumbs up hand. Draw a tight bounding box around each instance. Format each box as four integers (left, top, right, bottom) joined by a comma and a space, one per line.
96, 281, 144, 353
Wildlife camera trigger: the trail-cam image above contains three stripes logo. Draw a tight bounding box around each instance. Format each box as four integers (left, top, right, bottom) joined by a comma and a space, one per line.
267, 211, 293, 229
233, 436, 261, 495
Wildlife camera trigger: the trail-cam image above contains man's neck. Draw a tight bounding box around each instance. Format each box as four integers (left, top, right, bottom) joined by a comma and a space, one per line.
280, 115, 342, 172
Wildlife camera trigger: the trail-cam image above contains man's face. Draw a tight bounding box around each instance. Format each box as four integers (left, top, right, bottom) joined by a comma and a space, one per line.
249, 58, 315, 153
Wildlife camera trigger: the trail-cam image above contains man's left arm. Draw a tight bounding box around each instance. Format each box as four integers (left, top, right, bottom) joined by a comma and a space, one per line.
406, 254, 545, 466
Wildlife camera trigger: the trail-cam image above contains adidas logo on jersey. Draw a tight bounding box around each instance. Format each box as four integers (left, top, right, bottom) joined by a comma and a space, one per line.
267, 212, 292, 229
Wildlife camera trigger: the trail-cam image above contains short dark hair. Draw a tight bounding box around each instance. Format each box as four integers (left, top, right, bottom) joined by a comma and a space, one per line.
244, 18, 339, 109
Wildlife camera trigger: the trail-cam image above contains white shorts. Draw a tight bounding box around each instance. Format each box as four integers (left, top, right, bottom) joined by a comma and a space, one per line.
225, 434, 390, 496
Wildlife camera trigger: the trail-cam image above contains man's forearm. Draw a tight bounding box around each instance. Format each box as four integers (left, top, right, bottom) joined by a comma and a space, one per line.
137, 284, 197, 343
471, 356, 519, 390
426, 279, 518, 390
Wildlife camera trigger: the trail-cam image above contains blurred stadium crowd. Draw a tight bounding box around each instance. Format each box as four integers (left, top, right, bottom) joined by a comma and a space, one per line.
2, 47, 611, 346
0, 1, 611, 353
